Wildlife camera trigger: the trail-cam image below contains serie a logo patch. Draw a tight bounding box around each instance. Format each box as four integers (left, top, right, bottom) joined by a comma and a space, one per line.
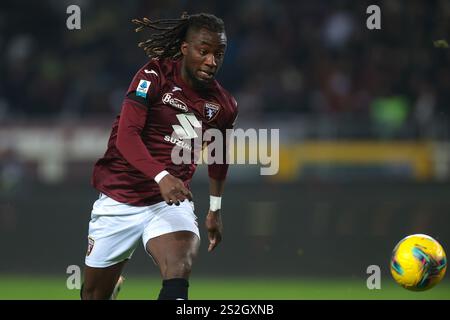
136, 80, 151, 98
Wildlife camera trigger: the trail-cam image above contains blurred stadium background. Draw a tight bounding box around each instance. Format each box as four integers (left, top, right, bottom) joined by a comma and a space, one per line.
0, 0, 449, 299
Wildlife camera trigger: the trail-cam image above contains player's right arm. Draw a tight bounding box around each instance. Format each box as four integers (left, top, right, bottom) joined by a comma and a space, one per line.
116, 63, 192, 205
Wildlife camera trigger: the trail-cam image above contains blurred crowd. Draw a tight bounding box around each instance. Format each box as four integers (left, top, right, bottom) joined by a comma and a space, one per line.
1, 0, 449, 138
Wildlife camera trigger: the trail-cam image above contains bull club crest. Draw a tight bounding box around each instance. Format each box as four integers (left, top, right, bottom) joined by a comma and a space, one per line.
204, 102, 220, 122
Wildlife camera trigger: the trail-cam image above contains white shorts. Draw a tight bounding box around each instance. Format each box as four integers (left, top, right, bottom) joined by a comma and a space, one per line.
85, 194, 200, 268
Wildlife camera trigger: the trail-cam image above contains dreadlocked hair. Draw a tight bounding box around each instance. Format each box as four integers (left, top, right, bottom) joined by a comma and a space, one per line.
132, 12, 225, 60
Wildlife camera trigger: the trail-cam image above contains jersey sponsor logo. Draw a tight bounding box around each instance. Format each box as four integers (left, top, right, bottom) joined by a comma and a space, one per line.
136, 80, 151, 98
144, 69, 158, 76
204, 102, 220, 122
86, 236, 95, 256
162, 93, 188, 112
164, 135, 192, 151
165, 113, 202, 151
172, 113, 202, 139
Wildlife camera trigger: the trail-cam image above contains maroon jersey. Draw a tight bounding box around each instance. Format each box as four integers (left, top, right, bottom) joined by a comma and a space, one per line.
92, 58, 238, 206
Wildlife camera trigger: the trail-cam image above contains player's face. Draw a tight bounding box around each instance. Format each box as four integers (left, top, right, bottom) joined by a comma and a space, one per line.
181, 28, 227, 88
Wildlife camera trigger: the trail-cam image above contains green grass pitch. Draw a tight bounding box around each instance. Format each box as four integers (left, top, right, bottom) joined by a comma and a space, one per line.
0, 275, 449, 300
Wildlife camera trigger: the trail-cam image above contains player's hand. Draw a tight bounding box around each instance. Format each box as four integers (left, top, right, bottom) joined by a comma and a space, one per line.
158, 174, 193, 206
206, 210, 222, 252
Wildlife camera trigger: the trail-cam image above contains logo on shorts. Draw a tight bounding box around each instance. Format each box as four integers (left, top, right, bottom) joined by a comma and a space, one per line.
86, 236, 95, 256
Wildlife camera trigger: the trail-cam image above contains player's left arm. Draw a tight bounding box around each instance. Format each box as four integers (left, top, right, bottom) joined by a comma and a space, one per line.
205, 177, 225, 252
205, 99, 238, 252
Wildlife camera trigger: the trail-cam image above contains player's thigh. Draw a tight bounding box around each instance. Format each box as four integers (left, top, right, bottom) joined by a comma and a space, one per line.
146, 230, 200, 270
85, 196, 149, 268
85, 215, 142, 268
143, 199, 200, 266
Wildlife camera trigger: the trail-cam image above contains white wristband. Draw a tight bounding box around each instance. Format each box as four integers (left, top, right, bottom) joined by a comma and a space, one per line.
210, 196, 222, 211
154, 170, 169, 184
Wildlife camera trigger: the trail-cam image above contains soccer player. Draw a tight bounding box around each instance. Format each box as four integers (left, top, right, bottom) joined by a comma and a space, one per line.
80, 13, 238, 300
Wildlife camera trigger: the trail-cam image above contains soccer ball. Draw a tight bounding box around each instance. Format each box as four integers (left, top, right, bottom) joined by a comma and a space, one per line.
390, 234, 447, 291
